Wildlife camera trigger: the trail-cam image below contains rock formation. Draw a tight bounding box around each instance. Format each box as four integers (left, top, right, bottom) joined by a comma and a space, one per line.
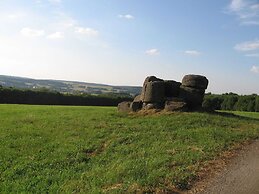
118, 74, 209, 113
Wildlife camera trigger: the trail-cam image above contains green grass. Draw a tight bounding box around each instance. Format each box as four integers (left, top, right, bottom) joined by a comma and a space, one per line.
0, 105, 259, 193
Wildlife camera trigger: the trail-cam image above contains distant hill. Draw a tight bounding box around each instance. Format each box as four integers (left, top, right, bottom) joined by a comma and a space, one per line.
0, 75, 141, 96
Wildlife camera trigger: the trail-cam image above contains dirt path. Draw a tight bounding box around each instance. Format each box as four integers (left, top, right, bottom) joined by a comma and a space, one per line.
192, 139, 259, 194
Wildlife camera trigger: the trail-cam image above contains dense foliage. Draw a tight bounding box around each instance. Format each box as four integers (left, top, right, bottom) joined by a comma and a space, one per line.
203, 93, 259, 112
0, 86, 132, 106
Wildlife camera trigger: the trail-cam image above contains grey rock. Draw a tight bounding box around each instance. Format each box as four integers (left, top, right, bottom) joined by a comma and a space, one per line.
143, 81, 165, 103
117, 101, 131, 113
140, 76, 163, 101
142, 103, 163, 110
164, 80, 181, 97
164, 98, 188, 112
133, 95, 142, 102
130, 101, 142, 112
179, 86, 205, 109
182, 74, 209, 89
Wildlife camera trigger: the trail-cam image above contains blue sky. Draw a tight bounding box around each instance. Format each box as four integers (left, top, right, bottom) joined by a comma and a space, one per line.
0, 0, 259, 94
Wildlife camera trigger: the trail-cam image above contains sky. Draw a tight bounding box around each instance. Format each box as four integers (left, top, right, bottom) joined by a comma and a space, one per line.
0, 0, 259, 94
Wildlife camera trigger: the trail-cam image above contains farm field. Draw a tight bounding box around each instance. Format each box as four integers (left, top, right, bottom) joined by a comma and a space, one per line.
0, 104, 259, 193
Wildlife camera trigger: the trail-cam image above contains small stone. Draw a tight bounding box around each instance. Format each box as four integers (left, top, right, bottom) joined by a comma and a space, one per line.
117, 101, 131, 113
164, 98, 188, 112
142, 103, 163, 110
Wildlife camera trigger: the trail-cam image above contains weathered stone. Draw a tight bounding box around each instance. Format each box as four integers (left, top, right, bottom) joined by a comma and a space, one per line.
179, 86, 205, 108
142, 76, 163, 87
182, 75, 209, 89
118, 74, 209, 113
164, 80, 181, 97
164, 98, 188, 112
143, 81, 165, 103
142, 103, 163, 110
133, 95, 142, 102
130, 101, 142, 112
117, 101, 131, 113
140, 76, 163, 101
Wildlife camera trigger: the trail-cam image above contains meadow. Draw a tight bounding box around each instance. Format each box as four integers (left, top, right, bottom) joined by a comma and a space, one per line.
0, 104, 259, 193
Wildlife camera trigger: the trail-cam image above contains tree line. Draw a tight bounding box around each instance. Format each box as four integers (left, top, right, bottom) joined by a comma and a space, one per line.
1, 86, 259, 112
0, 86, 132, 106
202, 93, 259, 112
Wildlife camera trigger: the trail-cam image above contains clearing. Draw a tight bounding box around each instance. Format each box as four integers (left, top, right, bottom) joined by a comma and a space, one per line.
0, 105, 258, 193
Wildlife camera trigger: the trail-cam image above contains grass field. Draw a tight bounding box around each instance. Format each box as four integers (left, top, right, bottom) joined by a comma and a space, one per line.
0, 105, 259, 193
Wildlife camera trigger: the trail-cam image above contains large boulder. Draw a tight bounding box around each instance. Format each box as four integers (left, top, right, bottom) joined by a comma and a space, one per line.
117, 101, 131, 113
140, 76, 163, 101
182, 75, 209, 89
164, 98, 188, 112
118, 74, 209, 113
143, 76, 163, 85
130, 101, 142, 112
164, 80, 181, 97
179, 86, 205, 109
143, 81, 165, 103
131, 95, 143, 112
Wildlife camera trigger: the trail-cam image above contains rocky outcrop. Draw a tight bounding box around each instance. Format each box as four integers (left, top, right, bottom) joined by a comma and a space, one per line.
118, 74, 209, 113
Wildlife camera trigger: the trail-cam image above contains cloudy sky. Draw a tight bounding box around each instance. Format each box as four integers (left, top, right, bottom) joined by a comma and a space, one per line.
0, 0, 259, 94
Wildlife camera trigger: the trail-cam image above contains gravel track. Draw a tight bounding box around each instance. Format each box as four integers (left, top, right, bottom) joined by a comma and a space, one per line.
198, 139, 259, 194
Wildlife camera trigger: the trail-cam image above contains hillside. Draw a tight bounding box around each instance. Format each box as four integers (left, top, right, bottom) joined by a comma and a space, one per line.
0, 75, 141, 96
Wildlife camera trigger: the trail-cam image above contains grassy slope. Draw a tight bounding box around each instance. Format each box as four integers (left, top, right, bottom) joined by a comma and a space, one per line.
0, 105, 258, 193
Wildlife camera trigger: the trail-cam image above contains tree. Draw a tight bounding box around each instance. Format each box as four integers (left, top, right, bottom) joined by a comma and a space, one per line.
202, 95, 223, 110
255, 96, 259, 112
221, 95, 238, 110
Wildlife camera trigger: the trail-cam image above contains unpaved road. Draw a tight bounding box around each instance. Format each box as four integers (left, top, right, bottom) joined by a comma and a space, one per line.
198, 140, 259, 194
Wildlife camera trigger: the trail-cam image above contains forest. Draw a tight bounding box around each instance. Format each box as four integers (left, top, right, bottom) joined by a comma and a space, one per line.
0, 86, 132, 106
203, 93, 259, 112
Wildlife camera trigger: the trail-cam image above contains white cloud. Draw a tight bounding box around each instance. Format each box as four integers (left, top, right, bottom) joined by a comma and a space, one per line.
47, 32, 64, 40
20, 28, 45, 37
251, 65, 259, 73
75, 27, 99, 36
184, 50, 202, 56
229, 0, 246, 11
234, 40, 259, 51
245, 53, 259, 57
118, 14, 135, 20
227, 0, 259, 26
145, 48, 159, 56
